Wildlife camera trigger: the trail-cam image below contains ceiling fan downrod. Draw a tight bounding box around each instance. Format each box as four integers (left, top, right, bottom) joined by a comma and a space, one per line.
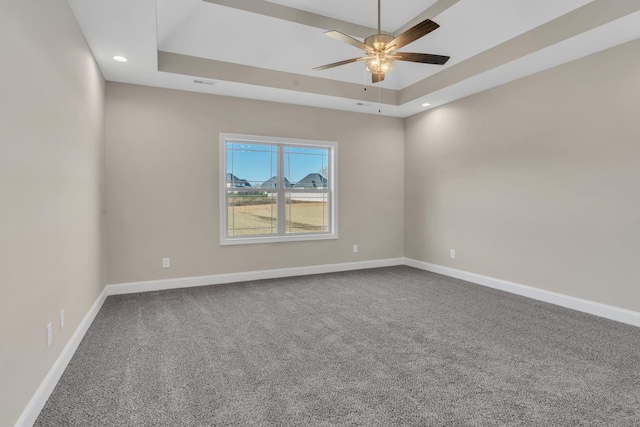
378, 0, 381, 34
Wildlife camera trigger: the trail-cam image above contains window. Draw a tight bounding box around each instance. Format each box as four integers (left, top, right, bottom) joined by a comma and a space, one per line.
219, 133, 337, 245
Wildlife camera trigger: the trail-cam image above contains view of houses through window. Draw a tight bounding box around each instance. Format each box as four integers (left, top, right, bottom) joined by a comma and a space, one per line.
221, 135, 336, 243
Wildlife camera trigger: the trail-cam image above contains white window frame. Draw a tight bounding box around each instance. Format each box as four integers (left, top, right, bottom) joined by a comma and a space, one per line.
219, 133, 338, 245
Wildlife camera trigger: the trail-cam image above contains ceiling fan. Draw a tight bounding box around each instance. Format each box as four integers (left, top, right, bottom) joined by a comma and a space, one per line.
313, 0, 450, 83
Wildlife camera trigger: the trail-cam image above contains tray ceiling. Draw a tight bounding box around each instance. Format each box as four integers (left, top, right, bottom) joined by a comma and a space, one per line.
68, 0, 640, 117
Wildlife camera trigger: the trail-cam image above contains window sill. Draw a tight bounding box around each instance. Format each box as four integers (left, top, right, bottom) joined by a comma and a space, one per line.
220, 233, 338, 246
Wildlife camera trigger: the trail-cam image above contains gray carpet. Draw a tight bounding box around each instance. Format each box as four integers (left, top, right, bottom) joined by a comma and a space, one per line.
35, 266, 640, 426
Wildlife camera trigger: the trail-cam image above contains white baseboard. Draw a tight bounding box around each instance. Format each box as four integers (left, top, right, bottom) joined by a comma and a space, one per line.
15, 287, 108, 427
404, 258, 640, 328
106, 258, 405, 296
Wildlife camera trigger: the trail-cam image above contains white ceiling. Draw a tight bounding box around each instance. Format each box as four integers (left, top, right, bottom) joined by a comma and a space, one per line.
68, 0, 640, 118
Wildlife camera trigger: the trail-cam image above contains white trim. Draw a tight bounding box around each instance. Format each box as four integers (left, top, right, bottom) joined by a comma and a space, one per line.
219, 233, 338, 245
106, 258, 405, 295
404, 258, 640, 328
218, 133, 227, 243
15, 287, 108, 427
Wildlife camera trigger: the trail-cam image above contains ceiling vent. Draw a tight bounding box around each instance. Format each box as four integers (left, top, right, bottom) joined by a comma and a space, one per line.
193, 79, 215, 86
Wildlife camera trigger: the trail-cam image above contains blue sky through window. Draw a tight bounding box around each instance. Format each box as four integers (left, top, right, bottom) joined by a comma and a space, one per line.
227, 143, 328, 185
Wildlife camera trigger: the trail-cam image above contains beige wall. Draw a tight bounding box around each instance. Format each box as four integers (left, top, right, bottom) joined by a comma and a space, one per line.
405, 38, 640, 312
105, 84, 405, 284
0, 0, 105, 424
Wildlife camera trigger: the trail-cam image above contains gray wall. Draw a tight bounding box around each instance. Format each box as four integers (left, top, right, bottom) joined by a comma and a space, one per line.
405, 38, 640, 312
105, 83, 405, 284
0, 0, 106, 424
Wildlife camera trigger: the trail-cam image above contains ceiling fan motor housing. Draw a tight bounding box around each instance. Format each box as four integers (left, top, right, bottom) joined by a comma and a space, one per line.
364, 33, 394, 51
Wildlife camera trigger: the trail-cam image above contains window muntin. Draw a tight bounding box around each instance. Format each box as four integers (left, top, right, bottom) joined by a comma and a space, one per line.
220, 134, 337, 245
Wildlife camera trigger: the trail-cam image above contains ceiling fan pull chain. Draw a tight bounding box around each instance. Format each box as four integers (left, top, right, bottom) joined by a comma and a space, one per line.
363, 67, 370, 92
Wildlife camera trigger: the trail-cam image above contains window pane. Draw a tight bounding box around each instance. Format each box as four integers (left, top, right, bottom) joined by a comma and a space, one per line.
226, 143, 277, 188
285, 192, 329, 234
284, 146, 329, 189
227, 192, 277, 236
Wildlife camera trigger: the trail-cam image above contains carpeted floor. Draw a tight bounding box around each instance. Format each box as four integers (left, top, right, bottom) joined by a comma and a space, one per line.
35, 266, 640, 426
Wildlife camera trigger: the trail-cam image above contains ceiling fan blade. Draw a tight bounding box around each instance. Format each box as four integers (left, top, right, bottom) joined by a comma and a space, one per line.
324, 30, 373, 53
313, 57, 368, 71
389, 19, 440, 50
395, 52, 450, 65
372, 73, 385, 83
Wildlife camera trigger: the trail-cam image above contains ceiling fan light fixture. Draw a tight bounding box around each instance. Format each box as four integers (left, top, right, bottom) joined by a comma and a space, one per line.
365, 56, 394, 75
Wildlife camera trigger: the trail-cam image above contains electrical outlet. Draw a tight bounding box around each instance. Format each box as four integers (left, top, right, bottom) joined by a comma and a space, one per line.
450, 249, 456, 259
46, 323, 52, 346
162, 258, 170, 268
353, 244, 359, 254
60, 309, 65, 329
